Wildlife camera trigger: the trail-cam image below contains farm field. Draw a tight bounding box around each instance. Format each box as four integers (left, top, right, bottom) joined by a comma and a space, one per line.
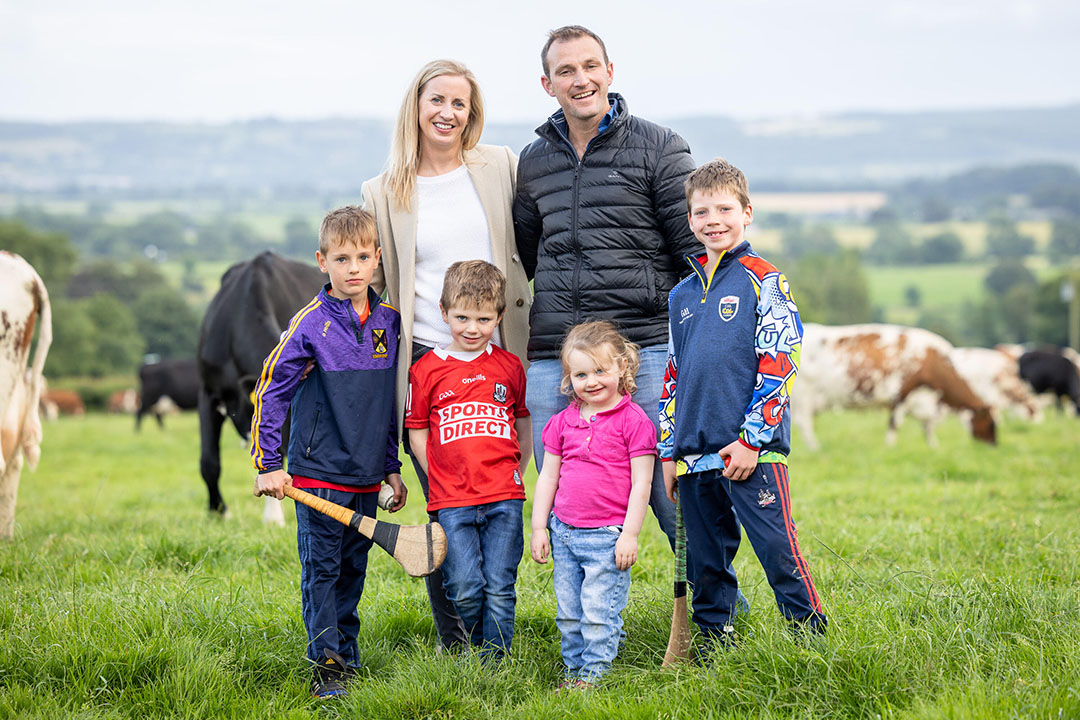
1, 410, 1078, 718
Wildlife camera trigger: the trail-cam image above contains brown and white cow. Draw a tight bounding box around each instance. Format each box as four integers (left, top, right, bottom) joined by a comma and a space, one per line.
890, 347, 1042, 446
792, 324, 996, 450
0, 252, 52, 540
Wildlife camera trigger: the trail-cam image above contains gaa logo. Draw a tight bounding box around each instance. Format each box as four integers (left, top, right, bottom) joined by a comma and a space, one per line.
719, 295, 739, 322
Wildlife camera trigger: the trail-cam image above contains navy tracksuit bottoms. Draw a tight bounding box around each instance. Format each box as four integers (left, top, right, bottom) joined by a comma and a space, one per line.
681, 463, 826, 635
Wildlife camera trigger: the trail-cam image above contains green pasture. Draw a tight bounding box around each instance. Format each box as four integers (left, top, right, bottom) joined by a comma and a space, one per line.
1, 409, 1078, 718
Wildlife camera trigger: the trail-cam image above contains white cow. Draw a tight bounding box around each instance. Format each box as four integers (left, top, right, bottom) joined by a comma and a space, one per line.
890, 347, 1042, 446
0, 252, 52, 540
793, 324, 996, 450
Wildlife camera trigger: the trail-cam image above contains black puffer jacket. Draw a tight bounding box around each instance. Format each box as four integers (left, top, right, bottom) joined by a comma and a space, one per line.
513, 94, 700, 360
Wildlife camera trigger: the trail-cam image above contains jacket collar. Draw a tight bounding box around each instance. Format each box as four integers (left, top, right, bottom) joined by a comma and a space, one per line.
536, 93, 627, 150
684, 241, 752, 291
318, 283, 381, 319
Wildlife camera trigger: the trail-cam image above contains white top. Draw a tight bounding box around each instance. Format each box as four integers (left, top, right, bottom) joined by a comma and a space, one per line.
412, 165, 499, 348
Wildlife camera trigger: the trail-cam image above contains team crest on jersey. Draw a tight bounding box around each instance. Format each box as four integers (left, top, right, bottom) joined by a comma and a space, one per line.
492, 383, 508, 403
719, 295, 739, 322
758, 487, 776, 508
371, 328, 388, 358
513, 469, 522, 485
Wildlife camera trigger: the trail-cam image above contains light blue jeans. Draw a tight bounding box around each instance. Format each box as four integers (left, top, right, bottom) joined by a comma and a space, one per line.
526, 345, 676, 547
437, 499, 524, 660
549, 513, 630, 682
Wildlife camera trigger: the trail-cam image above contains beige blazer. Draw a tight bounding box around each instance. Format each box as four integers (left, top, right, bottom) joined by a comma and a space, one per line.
362, 144, 532, 435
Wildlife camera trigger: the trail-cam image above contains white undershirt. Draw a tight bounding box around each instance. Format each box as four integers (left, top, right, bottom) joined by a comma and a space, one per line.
412, 165, 498, 348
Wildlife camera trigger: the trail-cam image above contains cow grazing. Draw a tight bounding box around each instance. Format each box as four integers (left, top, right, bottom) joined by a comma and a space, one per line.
793, 324, 996, 450
197, 251, 324, 517
1019, 349, 1080, 414
136, 357, 199, 430
40, 388, 86, 419
108, 389, 138, 414
0, 252, 52, 540
891, 347, 1042, 445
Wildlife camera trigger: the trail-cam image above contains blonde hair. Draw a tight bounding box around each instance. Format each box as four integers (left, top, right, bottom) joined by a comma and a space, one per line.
384, 60, 486, 212
559, 321, 640, 398
319, 206, 378, 254
684, 157, 750, 211
440, 260, 507, 315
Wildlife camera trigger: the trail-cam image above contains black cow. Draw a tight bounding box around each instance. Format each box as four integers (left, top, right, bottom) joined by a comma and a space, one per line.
1019, 349, 1080, 414
136, 357, 199, 430
197, 251, 324, 514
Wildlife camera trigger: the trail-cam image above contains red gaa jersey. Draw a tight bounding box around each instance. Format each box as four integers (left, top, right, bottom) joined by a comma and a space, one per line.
405, 344, 529, 511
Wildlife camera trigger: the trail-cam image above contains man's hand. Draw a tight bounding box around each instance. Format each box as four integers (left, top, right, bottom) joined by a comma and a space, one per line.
719, 439, 758, 482
663, 461, 679, 503
384, 473, 407, 512
530, 528, 550, 564
614, 531, 639, 571
254, 469, 290, 500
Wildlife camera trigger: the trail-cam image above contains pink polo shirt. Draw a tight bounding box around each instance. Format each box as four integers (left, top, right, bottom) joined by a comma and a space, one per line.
542, 393, 658, 528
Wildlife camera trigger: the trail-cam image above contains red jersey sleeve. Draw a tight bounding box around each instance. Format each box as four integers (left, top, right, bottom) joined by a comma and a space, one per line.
511, 357, 529, 418
404, 362, 430, 429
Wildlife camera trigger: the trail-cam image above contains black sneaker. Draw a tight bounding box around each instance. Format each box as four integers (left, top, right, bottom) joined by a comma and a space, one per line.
311, 649, 348, 698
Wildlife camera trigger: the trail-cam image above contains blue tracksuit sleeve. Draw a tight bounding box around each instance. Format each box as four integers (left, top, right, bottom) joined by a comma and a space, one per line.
658, 324, 677, 461
740, 272, 802, 449
250, 312, 316, 472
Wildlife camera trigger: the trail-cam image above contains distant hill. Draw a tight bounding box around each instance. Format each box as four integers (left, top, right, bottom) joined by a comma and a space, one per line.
2, 104, 1079, 195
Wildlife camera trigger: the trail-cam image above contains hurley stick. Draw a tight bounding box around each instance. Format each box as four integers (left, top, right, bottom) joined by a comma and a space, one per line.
662, 493, 693, 666
283, 486, 447, 578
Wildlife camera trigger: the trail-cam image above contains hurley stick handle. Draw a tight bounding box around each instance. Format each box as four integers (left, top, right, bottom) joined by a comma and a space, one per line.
283, 485, 356, 526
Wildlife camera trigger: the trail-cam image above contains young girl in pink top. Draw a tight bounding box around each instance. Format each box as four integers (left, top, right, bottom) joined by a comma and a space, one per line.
530, 321, 657, 688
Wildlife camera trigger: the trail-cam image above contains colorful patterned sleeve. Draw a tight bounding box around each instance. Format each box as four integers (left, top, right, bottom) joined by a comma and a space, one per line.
658, 325, 678, 461
740, 271, 803, 448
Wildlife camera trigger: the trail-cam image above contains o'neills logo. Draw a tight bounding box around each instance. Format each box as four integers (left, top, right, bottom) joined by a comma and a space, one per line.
437, 402, 511, 443
461, 374, 487, 384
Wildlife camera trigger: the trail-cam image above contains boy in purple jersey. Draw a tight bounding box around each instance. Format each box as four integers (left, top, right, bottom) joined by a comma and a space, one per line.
251, 206, 406, 698
660, 160, 826, 652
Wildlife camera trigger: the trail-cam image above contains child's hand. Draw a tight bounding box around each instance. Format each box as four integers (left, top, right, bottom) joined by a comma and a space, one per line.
254, 469, 290, 500
530, 529, 550, 564
663, 461, 678, 503
384, 473, 407, 512
719, 439, 758, 482
614, 532, 638, 571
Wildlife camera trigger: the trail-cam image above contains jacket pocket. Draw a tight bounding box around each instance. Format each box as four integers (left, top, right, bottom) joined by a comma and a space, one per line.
304, 403, 322, 458
643, 262, 661, 312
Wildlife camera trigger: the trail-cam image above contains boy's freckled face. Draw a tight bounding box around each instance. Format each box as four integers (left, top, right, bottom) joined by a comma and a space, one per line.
316, 241, 381, 304
441, 303, 502, 353
688, 188, 753, 258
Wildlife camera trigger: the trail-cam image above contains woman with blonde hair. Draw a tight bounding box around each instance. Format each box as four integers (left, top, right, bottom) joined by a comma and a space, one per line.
362, 59, 531, 652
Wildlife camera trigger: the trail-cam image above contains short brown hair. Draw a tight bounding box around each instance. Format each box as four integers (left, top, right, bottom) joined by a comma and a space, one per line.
684, 158, 750, 211
559, 320, 640, 398
319, 206, 378, 254
541, 25, 609, 77
440, 260, 507, 315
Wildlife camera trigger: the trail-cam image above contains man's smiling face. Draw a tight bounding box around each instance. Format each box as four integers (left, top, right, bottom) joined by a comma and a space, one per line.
541, 35, 613, 126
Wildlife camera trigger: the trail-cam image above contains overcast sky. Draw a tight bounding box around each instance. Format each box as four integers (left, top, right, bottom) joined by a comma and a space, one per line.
2, 0, 1078, 124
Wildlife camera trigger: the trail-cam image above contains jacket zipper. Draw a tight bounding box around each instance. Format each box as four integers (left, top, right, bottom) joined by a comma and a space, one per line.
306, 407, 321, 456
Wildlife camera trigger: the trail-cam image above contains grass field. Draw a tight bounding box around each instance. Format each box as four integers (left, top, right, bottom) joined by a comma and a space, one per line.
1, 410, 1078, 719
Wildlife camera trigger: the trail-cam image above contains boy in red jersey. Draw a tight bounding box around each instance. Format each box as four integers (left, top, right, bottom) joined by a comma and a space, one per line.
405, 260, 532, 661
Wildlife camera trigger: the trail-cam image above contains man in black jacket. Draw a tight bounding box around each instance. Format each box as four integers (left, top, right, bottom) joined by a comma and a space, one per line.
513, 25, 702, 548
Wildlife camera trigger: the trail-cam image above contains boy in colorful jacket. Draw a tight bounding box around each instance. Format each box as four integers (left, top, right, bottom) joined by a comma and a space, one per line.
252, 206, 406, 697
659, 160, 827, 651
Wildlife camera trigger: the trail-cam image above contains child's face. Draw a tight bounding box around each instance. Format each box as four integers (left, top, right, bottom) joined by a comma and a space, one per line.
316, 240, 380, 305
441, 302, 502, 353
567, 346, 624, 411
688, 188, 753, 259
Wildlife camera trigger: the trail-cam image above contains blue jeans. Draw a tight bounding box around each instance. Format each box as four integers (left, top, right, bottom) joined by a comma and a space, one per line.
295, 487, 375, 667
437, 499, 524, 659
526, 344, 676, 548
549, 513, 630, 682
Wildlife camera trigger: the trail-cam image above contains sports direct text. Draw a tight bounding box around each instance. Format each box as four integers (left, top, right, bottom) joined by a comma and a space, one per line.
437, 402, 511, 444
